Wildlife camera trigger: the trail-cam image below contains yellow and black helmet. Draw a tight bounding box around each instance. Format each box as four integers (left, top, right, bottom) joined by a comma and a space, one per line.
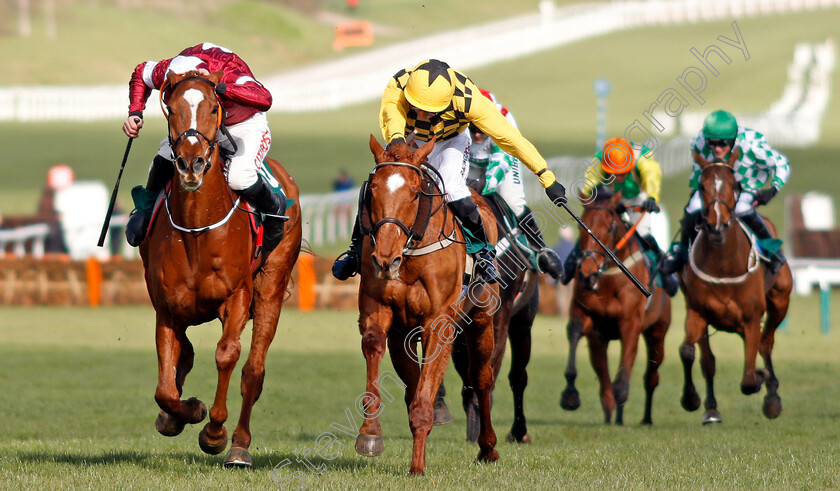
404, 59, 456, 113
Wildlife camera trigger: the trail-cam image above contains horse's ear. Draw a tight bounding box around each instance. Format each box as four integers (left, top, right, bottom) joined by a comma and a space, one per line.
692, 151, 711, 170
165, 70, 182, 87
369, 134, 386, 162
609, 189, 623, 207
207, 70, 223, 85
726, 146, 741, 167
414, 135, 436, 165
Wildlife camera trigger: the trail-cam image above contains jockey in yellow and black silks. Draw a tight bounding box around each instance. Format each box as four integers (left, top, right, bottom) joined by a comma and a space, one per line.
332, 59, 567, 283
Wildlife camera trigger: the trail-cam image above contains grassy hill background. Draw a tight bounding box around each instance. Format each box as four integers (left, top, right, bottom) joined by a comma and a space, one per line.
0, 2, 838, 249
0, 0, 563, 85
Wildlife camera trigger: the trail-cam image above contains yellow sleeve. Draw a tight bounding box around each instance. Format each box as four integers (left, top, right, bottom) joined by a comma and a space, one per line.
465, 81, 555, 188
580, 159, 606, 198
636, 154, 662, 201
378, 74, 409, 143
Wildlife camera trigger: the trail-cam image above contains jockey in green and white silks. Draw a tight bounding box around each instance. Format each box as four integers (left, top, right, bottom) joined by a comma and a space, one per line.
467, 89, 564, 280
661, 110, 791, 275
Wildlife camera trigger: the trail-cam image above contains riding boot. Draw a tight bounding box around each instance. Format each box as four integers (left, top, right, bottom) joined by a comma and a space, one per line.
237, 177, 288, 253
449, 197, 500, 284
332, 220, 364, 280
638, 234, 679, 296
519, 207, 564, 281
558, 242, 579, 285
661, 211, 701, 275
740, 211, 786, 275
125, 155, 174, 247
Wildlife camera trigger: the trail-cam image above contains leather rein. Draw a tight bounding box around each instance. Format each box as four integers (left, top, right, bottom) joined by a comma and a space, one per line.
359, 162, 450, 255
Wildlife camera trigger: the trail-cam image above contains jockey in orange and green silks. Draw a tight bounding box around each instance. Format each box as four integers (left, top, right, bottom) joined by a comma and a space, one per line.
559, 137, 678, 296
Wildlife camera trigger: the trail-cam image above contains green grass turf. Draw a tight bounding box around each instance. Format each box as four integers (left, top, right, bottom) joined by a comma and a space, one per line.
1, 291, 839, 488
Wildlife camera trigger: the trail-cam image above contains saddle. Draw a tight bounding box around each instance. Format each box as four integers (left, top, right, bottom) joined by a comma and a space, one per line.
131, 162, 294, 273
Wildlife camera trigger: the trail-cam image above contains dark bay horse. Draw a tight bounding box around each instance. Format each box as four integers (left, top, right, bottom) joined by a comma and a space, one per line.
560, 191, 671, 424
449, 193, 540, 444
679, 152, 792, 424
140, 71, 301, 466
354, 136, 500, 475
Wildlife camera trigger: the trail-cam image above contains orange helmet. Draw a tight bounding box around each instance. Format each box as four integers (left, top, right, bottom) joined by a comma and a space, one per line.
601, 138, 634, 175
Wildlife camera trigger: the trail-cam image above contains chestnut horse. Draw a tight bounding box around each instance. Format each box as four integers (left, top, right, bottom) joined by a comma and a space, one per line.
560, 191, 672, 424
679, 152, 792, 424
139, 71, 301, 466
355, 136, 499, 475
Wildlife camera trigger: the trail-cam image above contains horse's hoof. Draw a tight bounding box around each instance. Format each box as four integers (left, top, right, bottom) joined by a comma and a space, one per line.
355, 434, 384, 457
681, 392, 702, 412
184, 398, 208, 424
763, 394, 783, 419
155, 410, 186, 437
433, 401, 453, 426
506, 431, 532, 444
476, 448, 500, 463
198, 423, 228, 455
702, 409, 722, 425
560, 388, 581, 411
223, 446, 253, 468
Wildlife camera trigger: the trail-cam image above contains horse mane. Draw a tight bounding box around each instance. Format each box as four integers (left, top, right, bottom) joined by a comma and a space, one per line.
587, 185, 621, 206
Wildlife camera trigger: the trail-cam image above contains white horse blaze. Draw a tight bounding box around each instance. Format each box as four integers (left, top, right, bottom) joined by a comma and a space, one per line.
386, 174, 405, 193
182, 88, 205, 145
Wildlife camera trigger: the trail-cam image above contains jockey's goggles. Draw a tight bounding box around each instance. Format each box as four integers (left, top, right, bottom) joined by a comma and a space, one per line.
707, 139, 734, 149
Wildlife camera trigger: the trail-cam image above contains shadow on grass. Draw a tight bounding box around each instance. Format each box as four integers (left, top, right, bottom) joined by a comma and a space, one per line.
17, 448, 380, 473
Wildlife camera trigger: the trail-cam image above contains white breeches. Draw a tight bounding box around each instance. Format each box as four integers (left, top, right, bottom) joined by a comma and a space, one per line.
495, 158, 527, 217
156, 112, 271, 191
621, 193, 652, 237
424, 130, 472, 202
685, 190, 755, 216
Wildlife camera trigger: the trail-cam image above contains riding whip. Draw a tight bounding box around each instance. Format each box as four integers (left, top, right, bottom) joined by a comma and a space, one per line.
615, 208, 647, 251
560, 202, 651, 297
97, 128, 136, 247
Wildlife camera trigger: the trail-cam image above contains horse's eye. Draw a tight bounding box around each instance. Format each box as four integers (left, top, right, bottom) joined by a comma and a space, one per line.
212, 106, 218, 114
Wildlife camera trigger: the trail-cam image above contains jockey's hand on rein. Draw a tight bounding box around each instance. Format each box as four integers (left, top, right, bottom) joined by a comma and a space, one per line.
642, 197, 661, 213
754, 186, 778, 206
214, 82, 226, 95
385, 137, 406, 152
545, 181, 567, 205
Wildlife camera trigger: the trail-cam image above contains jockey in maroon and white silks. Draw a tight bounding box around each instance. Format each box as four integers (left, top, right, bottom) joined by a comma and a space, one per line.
123, 42, 288, 249
124, 42, 272, 192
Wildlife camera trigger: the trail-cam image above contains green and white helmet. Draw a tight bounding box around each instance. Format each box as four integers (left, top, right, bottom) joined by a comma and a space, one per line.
702, 110, 738, 140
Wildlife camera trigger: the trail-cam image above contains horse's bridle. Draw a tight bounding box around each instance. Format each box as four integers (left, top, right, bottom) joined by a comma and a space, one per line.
576, 205, 622, 283
698, 163, 739, 234
159, 76, 223, 174
361, 162, 446, 253
157, 74, 242, 234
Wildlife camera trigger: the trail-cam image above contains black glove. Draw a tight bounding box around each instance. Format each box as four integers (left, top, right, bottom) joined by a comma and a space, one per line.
615, 202, 627, 214
545, 181, 567, 205
642, 197, 661, 213
754, 187, 778, 206
385, 137, 406, 151
214, 82, 226, 95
